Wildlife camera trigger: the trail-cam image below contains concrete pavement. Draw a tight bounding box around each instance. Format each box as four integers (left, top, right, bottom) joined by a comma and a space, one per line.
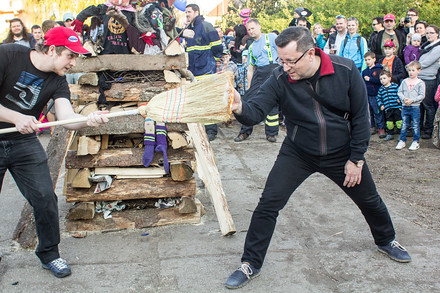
0, 123, 439, 292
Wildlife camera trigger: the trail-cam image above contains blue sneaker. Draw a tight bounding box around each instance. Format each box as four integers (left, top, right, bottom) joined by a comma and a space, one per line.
42, 258, 72, 278
384, 134, 394, 141
225, 262, 261, 289
377, 240, 411, 263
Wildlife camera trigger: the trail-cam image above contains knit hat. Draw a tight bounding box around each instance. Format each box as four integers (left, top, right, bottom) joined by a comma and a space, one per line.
411, 33, 422, 42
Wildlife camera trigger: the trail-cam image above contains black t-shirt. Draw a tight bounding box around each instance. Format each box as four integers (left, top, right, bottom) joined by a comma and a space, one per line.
0, 44, 70, 140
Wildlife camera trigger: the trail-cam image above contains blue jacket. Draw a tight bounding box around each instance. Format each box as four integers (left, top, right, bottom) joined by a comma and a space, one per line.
339, 34, 368, 71
362, 63, 383, 96
185, 16, 223, 77
377, 83, 402, 111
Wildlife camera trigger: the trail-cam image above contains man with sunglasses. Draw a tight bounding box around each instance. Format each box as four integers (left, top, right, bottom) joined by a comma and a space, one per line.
225, 27, 411, 290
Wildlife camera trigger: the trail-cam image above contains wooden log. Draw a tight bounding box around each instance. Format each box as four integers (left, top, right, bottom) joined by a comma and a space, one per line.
12, 127, 75, 249
101, 134, 109, 150
179, 196, 197, 214
187, 123, 236, 236
94, 167, 165, 178
65, 177, 196, 202
71, 168, 92, 188
67, 54, 188, 73
77, 136, 101, 156
65, 147, 195, 169
66, 202, 95, 220
170, 161, 194, 181
164, 40, 185, 56
65, 200, 203, 232
69, 82, 172, 103
167, 131, 189, 149
78, 72, 99, 86
77, 116, 188, 136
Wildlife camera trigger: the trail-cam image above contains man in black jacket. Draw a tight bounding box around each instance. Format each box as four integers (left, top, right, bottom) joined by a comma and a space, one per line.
370, 13, 406, 61
225, 27, 411, 290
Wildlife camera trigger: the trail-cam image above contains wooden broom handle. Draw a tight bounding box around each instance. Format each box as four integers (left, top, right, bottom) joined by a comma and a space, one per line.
0, 109, 140, 135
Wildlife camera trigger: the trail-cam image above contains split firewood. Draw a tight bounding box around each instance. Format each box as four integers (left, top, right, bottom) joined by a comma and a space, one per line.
66, 202, 95, 220
78, 73, 99, 86
77, 103, 98, 116
71, 168, 92, 188
101, 134, 109, 150
167, 131, 189, 149
179, 196, 197, 214
164, 70, 182, 83
77, 136, 101, 156
94, 167, 166, 179
170, 161, 194, 181
164, 40, 185, 56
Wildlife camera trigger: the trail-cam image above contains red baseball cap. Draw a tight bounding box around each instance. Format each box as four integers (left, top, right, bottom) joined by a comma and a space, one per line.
384, 40, 395, 48
384, 13, 396, 21
43, 26, 90, 55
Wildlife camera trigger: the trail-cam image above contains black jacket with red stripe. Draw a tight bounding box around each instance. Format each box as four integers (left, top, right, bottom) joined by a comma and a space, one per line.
235, 48, 370, 162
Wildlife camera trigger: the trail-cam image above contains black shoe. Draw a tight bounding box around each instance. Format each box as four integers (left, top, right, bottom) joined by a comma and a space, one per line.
266, 135, 277, 142
234, 133, 249, 142
421, 133, 432, 139
225, 262, 261, 289
207, 133, 216, 141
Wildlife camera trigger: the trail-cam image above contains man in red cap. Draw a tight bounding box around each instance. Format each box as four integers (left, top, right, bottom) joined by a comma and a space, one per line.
0, 26, 108, 278
370, 13, 406, 61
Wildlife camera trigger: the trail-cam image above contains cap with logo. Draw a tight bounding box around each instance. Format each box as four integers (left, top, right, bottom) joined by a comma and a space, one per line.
384, 40, 396, 48
384, 14, 396, 21
43, 26, 90, 54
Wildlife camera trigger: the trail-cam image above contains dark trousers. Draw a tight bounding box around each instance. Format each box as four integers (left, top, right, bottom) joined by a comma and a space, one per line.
384, 108, 402, 134
241, 140, 395, 269
368, 95, 385, 129
421, 79, 438, 135
240, 106, 279, 136
0, 136, 60, 264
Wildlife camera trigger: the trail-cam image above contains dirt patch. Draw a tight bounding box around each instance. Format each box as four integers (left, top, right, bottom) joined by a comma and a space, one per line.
365, 134, 440, 232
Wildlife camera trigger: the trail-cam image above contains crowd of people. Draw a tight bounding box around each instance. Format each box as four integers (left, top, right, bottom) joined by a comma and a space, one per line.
0, 1, 438, 286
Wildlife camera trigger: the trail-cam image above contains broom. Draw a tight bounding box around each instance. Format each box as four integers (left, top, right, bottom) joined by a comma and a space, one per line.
0, 72, 234, 135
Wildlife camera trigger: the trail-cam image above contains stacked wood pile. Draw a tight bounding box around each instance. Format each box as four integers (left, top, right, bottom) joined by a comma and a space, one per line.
64, 44, 206, 232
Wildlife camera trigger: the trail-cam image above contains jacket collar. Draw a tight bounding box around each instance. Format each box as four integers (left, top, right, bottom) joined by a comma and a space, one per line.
191, 15, 204, 27
288, 47, 334, 83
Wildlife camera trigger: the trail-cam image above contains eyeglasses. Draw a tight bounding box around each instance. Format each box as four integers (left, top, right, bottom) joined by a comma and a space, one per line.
276, 49, 311, 67
407, 13, 417, 17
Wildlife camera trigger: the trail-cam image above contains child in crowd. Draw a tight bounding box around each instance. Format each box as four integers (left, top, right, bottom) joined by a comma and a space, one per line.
362, 51, 386, 137
404, 33, 422, 65
377, 70, 402, 141
396, 61, 425, 150
379, 40, 406, 85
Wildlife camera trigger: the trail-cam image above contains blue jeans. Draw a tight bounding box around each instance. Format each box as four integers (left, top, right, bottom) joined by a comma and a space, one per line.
368, 95, 385, 129
0, 136, 60, 264
399, 106, 420, 142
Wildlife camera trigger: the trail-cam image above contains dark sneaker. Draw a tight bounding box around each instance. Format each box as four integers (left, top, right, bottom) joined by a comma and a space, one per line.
378, 129, 386, 138
42, 258, 72, 278
377, 240, 411, 263
225, 262, 261, 289
207, 133, 216, 141
384, 134, 394, 141
266, 135, 277, 143
234, 133, 249, 142
422, 133, 432, 139
370, 127, 377, 135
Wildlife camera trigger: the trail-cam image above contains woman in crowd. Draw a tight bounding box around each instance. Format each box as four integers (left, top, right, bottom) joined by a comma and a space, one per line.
312, 23, 326, 49
339, 17, 368, 71
415, 21, 428, 44
418, 25, 440, 139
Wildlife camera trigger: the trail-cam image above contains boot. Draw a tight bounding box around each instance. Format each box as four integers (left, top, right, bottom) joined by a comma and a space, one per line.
378, 129, 386, 138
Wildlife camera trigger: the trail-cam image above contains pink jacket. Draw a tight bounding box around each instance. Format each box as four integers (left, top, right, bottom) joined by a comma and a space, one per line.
435, 84, 440, 103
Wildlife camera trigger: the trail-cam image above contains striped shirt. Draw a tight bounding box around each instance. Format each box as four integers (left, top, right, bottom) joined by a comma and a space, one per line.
376, 83, 402, 111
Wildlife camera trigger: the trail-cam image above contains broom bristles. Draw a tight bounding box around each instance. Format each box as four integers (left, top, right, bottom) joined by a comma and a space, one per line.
144, 72, 233, 123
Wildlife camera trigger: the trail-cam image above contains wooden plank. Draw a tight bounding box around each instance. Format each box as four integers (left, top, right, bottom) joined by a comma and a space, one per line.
77, 116, 188, 136
65, 147, 195, 169
187, 123, 236, 236
94, 167, 165, 178
65, 177, 196, 202
65, 200, 203, 232
12, 127, 75, 249
67, 54, 188, 73
69, 81, 174, 102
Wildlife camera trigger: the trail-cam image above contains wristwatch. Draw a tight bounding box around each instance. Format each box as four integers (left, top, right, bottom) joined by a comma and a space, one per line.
351, 160, 364, 168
